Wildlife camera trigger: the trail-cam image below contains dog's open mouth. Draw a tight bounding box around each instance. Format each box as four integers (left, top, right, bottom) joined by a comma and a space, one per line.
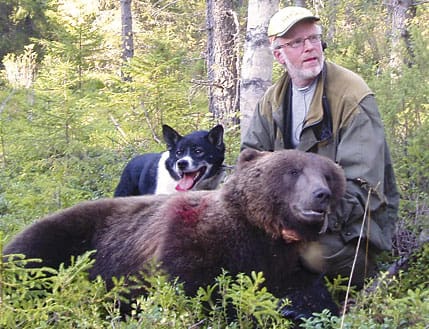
176, 167, 207, 191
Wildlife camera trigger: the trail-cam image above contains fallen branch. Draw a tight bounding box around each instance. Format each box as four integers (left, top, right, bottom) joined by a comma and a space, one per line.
109, 114, 128, 143
365, 233, 428, 294
140, 101, 162, 144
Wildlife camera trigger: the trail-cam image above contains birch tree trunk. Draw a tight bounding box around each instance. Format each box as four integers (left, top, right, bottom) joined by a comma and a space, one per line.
239, 0, 278, 139
206, 0, 240, 127
386, 0, 415, 69
294, 0, 306, 7
120, 0, 134, 80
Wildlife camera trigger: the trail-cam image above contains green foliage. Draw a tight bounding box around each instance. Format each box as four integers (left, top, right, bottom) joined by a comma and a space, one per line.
324, 274, 357, 306
128, 273, 202, 328
0, 250, 124, 328
205, 271, 291, 328
338, 246, 429, 328
0, 0, 226, 238
368, 14, 429, 236
1, 241, 428, 328
2, 246, 426, 329
299, 309, 341, 329
0, 246, 292, 328
395, 244, 429, 296
0, 0, 60, 64
321, 1, 390, 77
0, 0, 428, 327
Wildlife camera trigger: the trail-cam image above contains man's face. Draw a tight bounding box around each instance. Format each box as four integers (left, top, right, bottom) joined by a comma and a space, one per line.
273, 20, 324, 87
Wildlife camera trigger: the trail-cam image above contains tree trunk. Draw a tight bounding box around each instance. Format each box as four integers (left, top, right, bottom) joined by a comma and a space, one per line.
239, 0, 278, 139
206, 0, 240, 127
120, 0, 134, 80
386, 0, 415, 68
294, 0, 306, 7
322, 0, 338, 44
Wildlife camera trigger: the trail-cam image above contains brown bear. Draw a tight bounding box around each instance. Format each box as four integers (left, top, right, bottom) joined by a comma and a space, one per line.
3, 149, 345, 320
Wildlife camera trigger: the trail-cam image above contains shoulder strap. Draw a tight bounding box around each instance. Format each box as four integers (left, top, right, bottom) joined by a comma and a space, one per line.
320, 64, 333, 141
282, 81, 294, 149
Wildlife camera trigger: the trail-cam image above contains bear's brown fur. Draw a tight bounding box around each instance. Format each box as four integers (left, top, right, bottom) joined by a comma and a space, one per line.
4, 149, 346, 319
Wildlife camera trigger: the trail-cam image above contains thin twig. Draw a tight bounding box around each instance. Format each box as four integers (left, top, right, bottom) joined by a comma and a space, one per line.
109, 114, 128, 143
340, 182, 380, 328
0, 90, 17, 115
187, 318, 207, 329
140, 101, 162, 144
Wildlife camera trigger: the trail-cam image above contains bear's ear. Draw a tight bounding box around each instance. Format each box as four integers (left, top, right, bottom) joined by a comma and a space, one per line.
236, 149, 268, 168
163, 125, 182, 150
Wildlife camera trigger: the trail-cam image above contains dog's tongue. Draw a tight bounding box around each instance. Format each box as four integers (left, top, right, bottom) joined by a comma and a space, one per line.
176, 173, 197, 191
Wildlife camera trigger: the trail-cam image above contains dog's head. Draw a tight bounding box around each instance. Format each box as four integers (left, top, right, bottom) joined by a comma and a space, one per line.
163, 125, 225, 192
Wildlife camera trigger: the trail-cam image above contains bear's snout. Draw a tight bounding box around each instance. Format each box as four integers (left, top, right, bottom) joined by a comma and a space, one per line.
291, 180, 333, 224
312, 187, 331, 208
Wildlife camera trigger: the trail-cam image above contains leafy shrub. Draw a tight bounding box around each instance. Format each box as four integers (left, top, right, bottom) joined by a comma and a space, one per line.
0, 250, 123, 328
0, 242, 293, 329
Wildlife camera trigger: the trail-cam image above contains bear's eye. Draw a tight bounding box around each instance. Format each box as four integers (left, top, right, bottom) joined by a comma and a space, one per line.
287, 168, 300, 177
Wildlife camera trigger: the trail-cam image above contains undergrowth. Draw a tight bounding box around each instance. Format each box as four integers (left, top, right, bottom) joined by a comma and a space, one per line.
307, 244, 429, 329
0, 248, 292, 328
1, 236, 427, 328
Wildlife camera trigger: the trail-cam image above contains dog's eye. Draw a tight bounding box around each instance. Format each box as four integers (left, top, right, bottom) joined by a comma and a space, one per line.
193, 147, 204, 156
176, 150, 184, 156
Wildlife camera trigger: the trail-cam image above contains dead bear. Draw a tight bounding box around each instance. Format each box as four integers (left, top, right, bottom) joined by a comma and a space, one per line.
3, 149, 346, 320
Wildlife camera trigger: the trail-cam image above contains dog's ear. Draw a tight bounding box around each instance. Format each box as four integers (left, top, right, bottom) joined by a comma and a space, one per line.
207, 125, 224, 150
162, 125, 182, 150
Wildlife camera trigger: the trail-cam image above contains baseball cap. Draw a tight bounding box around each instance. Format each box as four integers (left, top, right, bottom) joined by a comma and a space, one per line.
268, 6, 320, 38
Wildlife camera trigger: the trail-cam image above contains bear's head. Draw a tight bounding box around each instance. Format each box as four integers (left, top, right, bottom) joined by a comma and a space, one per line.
224, 149, 346, 242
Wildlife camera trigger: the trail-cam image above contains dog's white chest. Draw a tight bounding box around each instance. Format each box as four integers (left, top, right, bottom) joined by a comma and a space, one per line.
154, 152, 178, 195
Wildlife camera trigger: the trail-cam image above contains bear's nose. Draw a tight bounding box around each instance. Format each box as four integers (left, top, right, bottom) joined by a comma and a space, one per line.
313, 187, 331, 204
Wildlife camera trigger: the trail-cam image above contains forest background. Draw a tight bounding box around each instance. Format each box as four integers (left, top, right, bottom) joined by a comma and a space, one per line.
0, 0, 428, 328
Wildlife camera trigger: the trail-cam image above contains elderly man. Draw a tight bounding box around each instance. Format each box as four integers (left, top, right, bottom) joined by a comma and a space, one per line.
241, 6, 399, 287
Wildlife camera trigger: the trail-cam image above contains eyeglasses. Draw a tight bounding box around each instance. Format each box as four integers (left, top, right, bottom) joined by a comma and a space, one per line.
276, 34, 322, 49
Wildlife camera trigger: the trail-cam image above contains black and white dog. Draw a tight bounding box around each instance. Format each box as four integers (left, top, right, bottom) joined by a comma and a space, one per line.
114, 125, 225, 196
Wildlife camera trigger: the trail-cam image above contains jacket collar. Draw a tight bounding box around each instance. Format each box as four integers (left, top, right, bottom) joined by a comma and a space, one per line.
272, 62, 332, 150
